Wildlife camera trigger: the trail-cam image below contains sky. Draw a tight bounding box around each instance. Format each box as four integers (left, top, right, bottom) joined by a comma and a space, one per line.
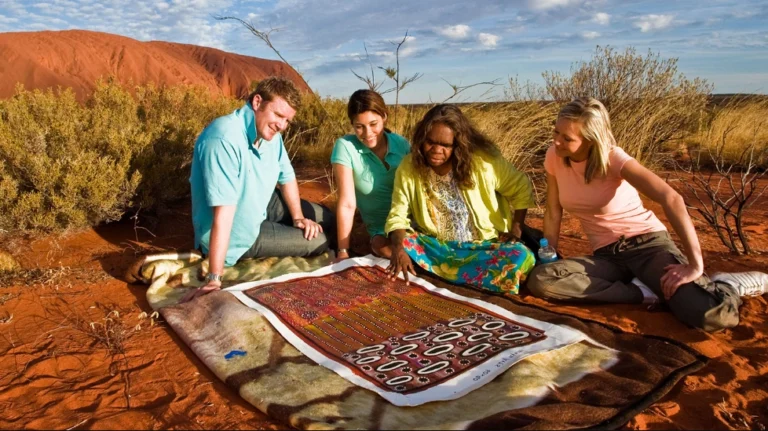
1, 0, 767, 103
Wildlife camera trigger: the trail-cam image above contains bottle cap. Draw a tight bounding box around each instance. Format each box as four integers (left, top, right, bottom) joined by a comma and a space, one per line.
539, 238, 549, 247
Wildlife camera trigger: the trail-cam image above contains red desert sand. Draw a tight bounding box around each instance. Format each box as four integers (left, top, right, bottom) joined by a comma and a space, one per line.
0, 170, 766, 430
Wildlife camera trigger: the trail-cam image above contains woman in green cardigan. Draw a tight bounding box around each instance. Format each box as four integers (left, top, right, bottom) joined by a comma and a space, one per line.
384, 104, 537, 295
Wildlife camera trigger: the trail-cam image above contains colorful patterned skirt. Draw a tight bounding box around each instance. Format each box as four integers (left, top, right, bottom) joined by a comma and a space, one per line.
402, 232, 536, 296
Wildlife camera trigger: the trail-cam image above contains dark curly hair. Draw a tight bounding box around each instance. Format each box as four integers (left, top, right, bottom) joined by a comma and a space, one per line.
411, 104, 499, 189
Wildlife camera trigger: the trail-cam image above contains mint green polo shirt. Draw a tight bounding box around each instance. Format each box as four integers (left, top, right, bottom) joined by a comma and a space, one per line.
190, 102, 295, 266
330, 132, 410, 236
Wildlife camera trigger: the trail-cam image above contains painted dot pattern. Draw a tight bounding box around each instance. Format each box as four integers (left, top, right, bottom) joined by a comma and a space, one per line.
246, 265, 547, 395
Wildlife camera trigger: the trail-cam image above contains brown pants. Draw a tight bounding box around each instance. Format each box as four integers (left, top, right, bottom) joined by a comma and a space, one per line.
526, 231, 742, 332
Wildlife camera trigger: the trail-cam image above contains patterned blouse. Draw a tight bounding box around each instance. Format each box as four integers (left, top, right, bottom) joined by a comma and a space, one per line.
426, 169, 482, 242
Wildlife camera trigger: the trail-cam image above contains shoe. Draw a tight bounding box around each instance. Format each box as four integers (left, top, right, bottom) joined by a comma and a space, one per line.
631, 277, 660, 305
711, 271, 768, 297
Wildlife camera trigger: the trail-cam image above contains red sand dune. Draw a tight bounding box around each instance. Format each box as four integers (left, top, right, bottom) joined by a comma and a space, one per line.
0, 29, 309, 101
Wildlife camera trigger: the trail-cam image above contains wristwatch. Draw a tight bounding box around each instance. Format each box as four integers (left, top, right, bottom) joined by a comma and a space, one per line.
206, 273, 223, 283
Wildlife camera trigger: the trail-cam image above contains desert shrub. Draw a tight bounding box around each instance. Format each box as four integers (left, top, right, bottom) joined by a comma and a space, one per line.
0, 85, 140, 231
131, 84, 238, 213
284, 92, 347, 165
542, 46, 712, 167
0, 80, 236, 232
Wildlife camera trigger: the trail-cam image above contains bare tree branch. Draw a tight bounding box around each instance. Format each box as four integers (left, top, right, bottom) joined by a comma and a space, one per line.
214, 16, 291, 67
441, 78, 502, 103
350, 43, 386, 93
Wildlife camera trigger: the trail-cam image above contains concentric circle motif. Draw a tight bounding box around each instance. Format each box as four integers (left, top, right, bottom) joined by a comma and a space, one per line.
402, 331, 431, 341
385, 375, 413, 386
376, 360, 409, 372
424, 344, 454, 356
357, 344, 386, 354
417, 360, 451, 375
499, 331, 530, 341
356, 356, 382, 365
432, 331, 463, 342
390, 343, 419, 355
467, 332, 493, 342
461, 343, 492, 357
482, 321, 506, 330
448, 318, 476, 328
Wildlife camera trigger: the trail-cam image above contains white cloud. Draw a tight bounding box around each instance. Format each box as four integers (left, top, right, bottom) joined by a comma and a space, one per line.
634, 14, 675, 32
529, 0, 579, 11
582, 31, 600, 39
436, 24, 471, 40
592, 12, 610, 25
478, 32, 500, 47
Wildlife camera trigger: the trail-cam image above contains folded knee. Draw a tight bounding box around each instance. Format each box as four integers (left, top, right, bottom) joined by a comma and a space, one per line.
526, 264, 560, 298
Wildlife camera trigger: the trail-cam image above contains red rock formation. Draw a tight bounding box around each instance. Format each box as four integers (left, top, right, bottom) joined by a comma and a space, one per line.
0, 29, 310, 101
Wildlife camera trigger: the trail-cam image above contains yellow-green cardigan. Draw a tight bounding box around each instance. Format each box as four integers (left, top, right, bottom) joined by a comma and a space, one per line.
384, 151, 535, 240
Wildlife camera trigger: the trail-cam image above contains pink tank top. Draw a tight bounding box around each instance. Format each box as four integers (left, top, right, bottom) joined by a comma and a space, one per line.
544, 145, 667, 251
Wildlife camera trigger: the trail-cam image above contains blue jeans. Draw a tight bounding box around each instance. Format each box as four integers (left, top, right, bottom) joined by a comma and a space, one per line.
241, 189, 335, 259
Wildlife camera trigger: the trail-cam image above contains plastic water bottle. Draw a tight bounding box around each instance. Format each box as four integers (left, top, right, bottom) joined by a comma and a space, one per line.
538, 238, 558, 264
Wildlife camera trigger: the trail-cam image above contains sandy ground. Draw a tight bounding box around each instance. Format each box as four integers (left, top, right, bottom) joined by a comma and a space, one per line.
0, 172, 766, 430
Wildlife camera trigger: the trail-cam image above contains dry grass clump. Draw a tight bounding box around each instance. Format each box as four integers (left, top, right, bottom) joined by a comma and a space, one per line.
284, 92, 348, 165
716, 398, 765, 430
543, 46, 711, 167
0, 250, 20, 273
686, 96, 768, 167
465, 101, 558, 169
0, 265, 111, 289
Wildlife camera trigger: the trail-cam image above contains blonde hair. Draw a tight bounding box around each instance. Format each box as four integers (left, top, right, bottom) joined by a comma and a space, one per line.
558, 97, 616, 183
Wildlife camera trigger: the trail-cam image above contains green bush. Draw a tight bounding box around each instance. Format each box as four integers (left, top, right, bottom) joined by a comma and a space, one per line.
0, 85, 140, 231
131, 84, 239, 213
0, 81, 235, 232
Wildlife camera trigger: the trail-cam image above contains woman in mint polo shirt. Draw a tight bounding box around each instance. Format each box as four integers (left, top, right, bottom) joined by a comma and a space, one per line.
331, 89, 410, 261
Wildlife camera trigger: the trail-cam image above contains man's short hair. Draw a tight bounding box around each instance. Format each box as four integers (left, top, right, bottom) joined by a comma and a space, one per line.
248, 76, 302, 111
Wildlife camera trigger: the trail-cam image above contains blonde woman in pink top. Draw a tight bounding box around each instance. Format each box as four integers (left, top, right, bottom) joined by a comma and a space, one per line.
527, 97, 767, 332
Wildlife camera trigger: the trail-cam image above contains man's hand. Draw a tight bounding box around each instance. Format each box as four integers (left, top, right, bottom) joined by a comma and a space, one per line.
293, 218, 323, 240
660, 263, 703, 300
180, 280, 222, 303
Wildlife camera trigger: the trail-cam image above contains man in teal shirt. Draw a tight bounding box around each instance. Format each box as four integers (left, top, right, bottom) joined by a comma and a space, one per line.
184, 77, 334, 302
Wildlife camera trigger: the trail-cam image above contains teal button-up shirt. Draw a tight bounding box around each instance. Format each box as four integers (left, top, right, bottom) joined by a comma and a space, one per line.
190, 102, 295, 266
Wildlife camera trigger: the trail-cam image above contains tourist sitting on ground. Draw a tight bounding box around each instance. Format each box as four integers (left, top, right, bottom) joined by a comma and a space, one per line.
331, 89, 410, 262
526, 97, 767, 332
183, 77, 335, 303
384, 104, 537, 295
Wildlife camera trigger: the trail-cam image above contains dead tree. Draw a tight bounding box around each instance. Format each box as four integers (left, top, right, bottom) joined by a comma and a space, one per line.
671, 136, 767, 255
